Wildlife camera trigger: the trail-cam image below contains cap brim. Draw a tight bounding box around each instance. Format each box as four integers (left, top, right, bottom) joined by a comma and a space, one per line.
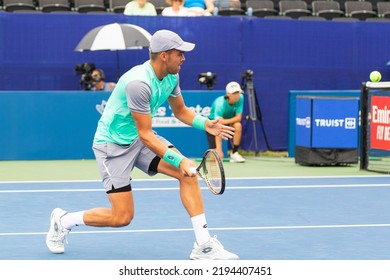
227, 88, 243, 94
176, 42, 195, 52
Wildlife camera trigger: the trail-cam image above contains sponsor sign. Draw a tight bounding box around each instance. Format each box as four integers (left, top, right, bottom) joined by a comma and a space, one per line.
370, 96, 390, 150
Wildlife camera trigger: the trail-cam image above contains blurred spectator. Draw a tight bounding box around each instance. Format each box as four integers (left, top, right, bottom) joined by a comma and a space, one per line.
184, 0, 214, 15
162, 0, 190, 16
91, 69, 116, 91
124, 0, 157, 15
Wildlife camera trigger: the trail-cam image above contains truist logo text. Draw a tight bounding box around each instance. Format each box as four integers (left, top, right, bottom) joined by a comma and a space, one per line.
314, 118, 356, 129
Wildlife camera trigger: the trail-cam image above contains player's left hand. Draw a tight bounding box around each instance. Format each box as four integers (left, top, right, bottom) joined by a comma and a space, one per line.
205, 118, 235, 140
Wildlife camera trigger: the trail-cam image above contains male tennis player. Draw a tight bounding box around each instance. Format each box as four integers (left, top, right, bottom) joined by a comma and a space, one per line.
207, 81, 245, 163
46, 29, 239, 260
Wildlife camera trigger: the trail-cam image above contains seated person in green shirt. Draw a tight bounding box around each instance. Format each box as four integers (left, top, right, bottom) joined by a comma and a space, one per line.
124, 0, 157, 15
207, 81, 245, 163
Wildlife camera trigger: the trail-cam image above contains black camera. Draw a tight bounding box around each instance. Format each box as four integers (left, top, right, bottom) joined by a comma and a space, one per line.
241, 69, 254, 81
74, 63, 96, 90
198, 72, 217, 90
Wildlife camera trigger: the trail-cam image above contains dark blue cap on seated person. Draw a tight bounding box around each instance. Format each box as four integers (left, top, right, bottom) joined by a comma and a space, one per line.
149, 30, 195, 53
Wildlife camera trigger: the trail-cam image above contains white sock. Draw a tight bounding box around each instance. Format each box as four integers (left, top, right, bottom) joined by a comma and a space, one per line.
191, 213, 210, 245
60, 211, 85, 230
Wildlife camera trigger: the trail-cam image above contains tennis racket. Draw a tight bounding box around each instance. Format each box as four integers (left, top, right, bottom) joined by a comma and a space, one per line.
190, 149, 225, 195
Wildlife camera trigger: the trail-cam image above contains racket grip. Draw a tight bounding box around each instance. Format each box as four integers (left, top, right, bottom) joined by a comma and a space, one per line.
189, 167, 197, 175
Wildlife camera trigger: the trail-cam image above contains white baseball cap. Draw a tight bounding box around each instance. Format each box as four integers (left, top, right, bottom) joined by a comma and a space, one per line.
226, 81, 243, 94
149, 30, 195, 53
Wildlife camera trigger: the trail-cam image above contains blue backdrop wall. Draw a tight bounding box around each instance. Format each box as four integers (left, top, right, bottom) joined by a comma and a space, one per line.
0, 90, 225, 160
1, 12, 390, 158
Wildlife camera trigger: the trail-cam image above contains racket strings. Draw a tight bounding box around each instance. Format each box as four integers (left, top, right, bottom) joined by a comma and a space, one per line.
204, 154, 222, 192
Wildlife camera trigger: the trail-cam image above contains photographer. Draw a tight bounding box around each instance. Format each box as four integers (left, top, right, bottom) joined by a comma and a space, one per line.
206, 81, 245, 163
75, 63, 115, 91
90, 69, 116, 92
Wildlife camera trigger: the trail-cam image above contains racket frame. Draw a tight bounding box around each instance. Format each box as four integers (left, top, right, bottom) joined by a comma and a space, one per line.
196, 149, 226, 195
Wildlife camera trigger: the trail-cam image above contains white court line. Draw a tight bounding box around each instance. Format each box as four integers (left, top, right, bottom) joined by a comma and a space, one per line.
2, 223, 390, 236
0, 175, 388, 184
0, 183, 390, 193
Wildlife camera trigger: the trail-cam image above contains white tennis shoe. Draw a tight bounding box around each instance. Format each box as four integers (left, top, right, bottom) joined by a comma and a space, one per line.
230, 152, 245, 163
46, 208, 70, 254
190, 236, 239, 260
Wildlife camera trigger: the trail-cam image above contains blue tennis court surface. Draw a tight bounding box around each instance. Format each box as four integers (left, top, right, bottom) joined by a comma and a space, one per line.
0, 176, 390, 260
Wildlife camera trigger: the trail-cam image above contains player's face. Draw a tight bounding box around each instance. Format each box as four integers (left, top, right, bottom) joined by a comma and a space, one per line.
228, 91, 241, 104
164, 49, 185, 74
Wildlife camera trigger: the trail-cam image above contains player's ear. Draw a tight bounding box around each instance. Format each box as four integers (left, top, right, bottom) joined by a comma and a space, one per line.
160, 51, 168, 61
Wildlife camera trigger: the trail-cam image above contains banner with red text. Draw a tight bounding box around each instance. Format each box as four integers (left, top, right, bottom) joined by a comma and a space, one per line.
370, 96, 390, 150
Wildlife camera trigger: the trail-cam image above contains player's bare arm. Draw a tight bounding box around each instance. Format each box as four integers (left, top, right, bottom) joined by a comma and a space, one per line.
132, 110, 196, 176
168, 95, 235, 140
168, 95, 197, 125
132, 111, 174, 157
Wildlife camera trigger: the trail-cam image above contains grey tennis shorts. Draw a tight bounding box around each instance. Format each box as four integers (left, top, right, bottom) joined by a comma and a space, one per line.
92, 134, 172, 192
